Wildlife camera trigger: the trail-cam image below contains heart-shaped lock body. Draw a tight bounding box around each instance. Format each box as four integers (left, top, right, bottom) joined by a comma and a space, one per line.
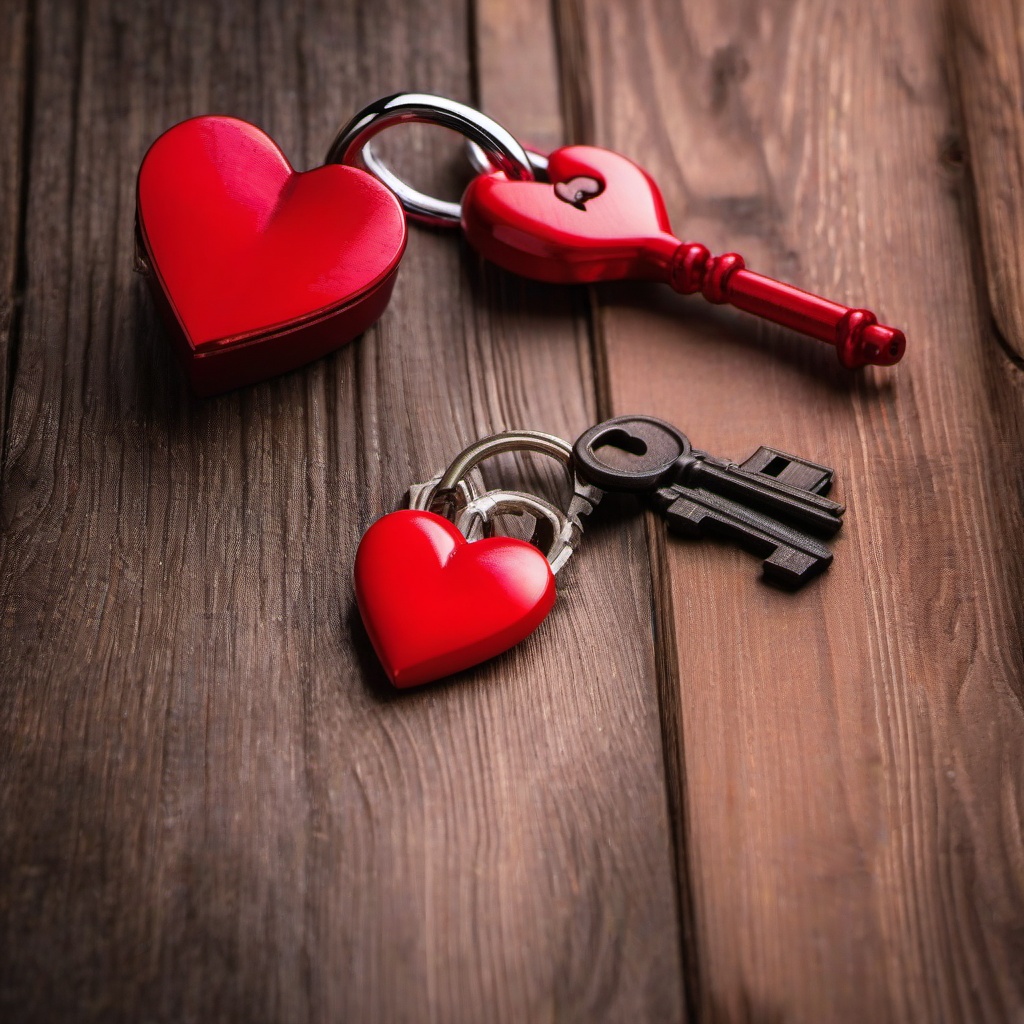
354, 510, 556, 688
460, 145, 680, 285
137, 116, 407, 395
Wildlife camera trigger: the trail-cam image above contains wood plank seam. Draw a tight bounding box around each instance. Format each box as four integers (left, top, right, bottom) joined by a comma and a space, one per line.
646, 516, 704, 1024
473, 2, 687, 1017
551, 0, 701, 1017
938, 13, 1024, 381
0, 0, 33, 496
558, 0, 1024, 1018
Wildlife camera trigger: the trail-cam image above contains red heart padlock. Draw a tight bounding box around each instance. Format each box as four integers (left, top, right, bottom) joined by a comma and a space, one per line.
354, 509, 555, 688
137, 115, 406, 395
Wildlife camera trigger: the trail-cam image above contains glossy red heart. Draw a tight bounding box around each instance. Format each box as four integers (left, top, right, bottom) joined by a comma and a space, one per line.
354, 510, 556, 688
461, 145, 679, 285
136, 115, 406, 394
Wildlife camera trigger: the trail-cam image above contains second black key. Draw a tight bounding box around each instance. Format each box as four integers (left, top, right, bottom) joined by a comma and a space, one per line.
571, 414, 845, 587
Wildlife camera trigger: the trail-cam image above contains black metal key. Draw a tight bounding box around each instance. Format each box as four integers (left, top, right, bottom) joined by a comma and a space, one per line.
571, 415, 845, 587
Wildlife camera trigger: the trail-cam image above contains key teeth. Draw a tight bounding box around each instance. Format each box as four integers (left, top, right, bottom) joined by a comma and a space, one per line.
656, 485, 835, 588
738, 446, 835, 496
568, 486, 603, 524
661, 494, 707, 535
763, 547, 832, 588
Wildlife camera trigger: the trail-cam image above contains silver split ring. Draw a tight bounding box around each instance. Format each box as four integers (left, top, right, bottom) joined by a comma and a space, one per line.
407, 430, 598, 575
430, 430, 576, 514
326, 92, 536, 227
456, 490, 575, 573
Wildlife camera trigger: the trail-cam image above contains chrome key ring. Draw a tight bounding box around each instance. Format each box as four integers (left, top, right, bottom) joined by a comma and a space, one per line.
431, 430, 577, 510
408, 430, 602, 575
326, 92, 537, 227
456, 489, 576, 573
409, 475, 572, 568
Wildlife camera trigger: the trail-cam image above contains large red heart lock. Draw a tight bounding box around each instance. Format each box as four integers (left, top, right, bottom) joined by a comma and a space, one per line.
136, 116, 406, 395
355, 510, 556, 688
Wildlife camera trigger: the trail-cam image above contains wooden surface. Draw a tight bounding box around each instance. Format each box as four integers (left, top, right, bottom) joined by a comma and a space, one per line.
0, 1, 1021, 1022
953, 0, 1024, 361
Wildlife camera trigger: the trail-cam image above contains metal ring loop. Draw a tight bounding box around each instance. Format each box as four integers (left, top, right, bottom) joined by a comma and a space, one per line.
410, 429, 601, 575
432, 430, 575, 511
326, 92, 536, 227
465, 140, 550, 178
407, 476, 481, 515
455, 489, 573, 570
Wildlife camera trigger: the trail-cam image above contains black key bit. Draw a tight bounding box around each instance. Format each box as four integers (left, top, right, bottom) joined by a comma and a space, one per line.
571, 415, 845, 587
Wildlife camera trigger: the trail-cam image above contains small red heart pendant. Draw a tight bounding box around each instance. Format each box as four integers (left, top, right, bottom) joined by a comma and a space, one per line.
354, 510, 556, 688
137, 116, 406, 395
461, 145, 676, 285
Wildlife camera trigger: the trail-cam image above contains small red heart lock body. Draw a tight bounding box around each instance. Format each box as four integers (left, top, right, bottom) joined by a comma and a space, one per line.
136, 116, 407, 395
354, 509, 555, 688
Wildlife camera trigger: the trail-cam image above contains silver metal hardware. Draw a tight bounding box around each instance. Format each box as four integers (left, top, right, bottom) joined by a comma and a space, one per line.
327, 93, 536, 227
465, 140, 549, 179
405, 429, 602, 574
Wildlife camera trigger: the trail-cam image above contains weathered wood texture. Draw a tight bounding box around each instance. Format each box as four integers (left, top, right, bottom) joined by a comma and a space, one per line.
953, 0, 1024, 361
0, 0, 28, 457
558, 0, 1024, 1020
2, 0, 1023, 1022
0, 1, 681, 1021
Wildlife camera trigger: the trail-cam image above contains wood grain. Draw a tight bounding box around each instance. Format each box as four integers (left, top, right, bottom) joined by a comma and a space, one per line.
0, 0, 28, 466
0, 0, 682, 1021
4, 0, 1024, 1020
558, 0, 1024, 1020
953, 0, 1024, 361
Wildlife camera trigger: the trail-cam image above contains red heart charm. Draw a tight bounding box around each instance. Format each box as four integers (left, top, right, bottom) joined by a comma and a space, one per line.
354, 510, 556, 688
461, 145, 679, 285
137, 116, 406, 395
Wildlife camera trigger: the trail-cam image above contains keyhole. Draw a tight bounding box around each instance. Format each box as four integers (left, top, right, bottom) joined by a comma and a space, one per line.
553, 175, 605, 210
594, 428, 648, 468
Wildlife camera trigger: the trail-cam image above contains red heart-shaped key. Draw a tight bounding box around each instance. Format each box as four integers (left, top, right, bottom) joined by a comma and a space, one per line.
137, 116, 407, 394
354, 510, 555, 688
461, 145, 905, 368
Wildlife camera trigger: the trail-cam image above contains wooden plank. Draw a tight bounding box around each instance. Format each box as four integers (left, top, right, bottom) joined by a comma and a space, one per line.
475, 4, 696, 1017
472, 2, 688, 1018
0, 0, 28, 467
953, 0, 1024, 360
0, 1, 683, 1022
557, 0, 1024, 1020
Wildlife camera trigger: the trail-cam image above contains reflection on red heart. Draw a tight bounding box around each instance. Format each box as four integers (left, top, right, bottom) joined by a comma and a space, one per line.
137, 116, 406, 395
461, 145, 679, 285
354, 510, 555, 688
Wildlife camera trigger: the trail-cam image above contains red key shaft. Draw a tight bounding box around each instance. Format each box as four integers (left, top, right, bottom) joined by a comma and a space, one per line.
664, 241, 905, 369
461, 145, 906, 370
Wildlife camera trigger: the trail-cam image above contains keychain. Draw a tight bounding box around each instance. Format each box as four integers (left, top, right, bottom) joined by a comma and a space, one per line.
138, 93, 905, 394
355, 431, 600, 687
331, 93, 906, 370
355, 415, 844, 687
135, 104, 534, 394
